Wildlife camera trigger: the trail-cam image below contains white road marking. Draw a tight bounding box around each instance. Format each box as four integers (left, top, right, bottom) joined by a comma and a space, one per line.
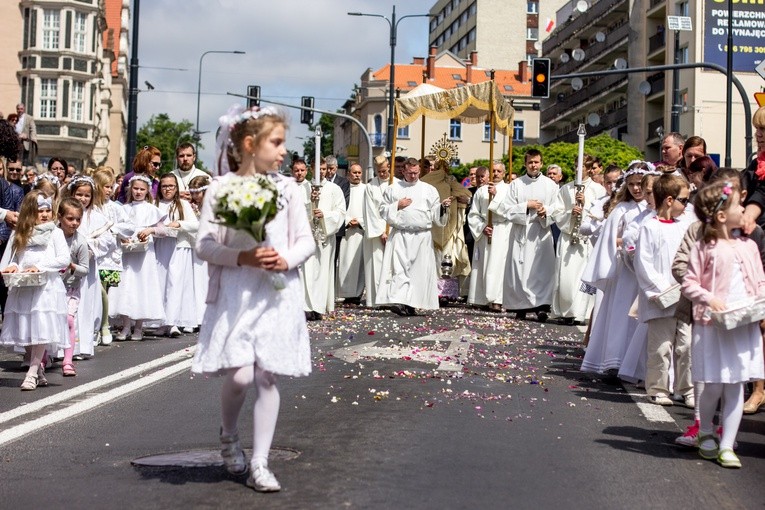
0, 347, 194, 425
0, 356, 192, 447
626, 389, 676, 423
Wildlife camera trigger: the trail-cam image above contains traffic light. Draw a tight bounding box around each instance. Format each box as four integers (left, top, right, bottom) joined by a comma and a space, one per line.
247, 85, 261, 108
531, 58, 550, 99
300, 96, 314, 125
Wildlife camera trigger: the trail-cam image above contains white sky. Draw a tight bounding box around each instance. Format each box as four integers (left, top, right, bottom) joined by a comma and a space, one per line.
137, 0, 435, 167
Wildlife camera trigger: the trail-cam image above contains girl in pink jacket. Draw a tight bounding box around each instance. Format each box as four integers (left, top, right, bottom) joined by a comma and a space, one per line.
682, 181, 765, 468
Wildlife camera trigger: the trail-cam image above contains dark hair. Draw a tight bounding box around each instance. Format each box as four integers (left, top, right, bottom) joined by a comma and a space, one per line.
405, 157, 420, 167
291, 157, 306, 169
58, 197, 84, 218
0, 120, 21, 161
175, 142, 196, 157
158, 173, 184, 221
525, 148, 543, 162
48, 157, 68, 173
690, 156, 718, 183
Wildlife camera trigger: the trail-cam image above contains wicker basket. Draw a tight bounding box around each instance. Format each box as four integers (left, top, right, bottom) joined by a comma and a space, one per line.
120, 241, 149, 252
710, 297, 765, 330
654, 284, 681, 309
2, 272, 47, 287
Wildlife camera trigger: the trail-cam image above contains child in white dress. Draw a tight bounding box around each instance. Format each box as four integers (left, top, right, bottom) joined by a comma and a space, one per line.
194, 105, 314, 492
682, 181, 765, 468
0, 191, 70, 390
188, 175, 210, 327
110, 175, 167, 340
58, 198, 88, 377
155, 173, 198, 336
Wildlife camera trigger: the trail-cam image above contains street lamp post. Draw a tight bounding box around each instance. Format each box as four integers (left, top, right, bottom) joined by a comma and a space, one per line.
195, 50, 245, 150
348, 6, 431, 152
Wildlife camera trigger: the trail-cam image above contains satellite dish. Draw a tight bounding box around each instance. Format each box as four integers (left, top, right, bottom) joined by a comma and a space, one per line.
572, 48, 585, 61
614, 58, 627, 70
638, 80, 652, 95
559, 53, 570, 63
576, 0, 589, 13
571, 78, 584, 91
534, 41, 542, 51
595, 31, 606, 43
587, 113, 601, 127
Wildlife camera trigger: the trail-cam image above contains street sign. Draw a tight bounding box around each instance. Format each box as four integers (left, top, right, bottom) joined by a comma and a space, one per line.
755, 92, 765, 107
756, 59, 765, 81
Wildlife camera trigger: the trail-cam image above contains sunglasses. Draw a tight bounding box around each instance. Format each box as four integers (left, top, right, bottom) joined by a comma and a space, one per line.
675, 196, 690, 205
6, 167, 21, 172
151, 162, 161, 168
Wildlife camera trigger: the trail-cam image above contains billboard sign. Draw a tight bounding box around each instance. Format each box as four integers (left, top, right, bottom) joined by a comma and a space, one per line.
704, 0, 765, 72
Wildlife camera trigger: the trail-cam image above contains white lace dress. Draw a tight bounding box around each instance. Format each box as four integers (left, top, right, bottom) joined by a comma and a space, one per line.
0, 226, 69, 349
192, 172, 316, 377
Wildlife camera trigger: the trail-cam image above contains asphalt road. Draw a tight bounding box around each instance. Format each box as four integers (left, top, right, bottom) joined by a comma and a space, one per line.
1, 304, 763, 509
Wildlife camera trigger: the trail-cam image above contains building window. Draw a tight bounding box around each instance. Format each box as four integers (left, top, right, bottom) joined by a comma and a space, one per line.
468, 2, 477, 17
468, 27, 476, 42
397, 125, 410, 139
527, 1, 539, 14
71, 81, 84, 122
73, 12, 87, 53
680, 46, 689, 63
430, 19, 438, 32
42, 9, 60, 50
449, 119, 462, 140
40, 78, 57, 119
526, 27, 538, 41
677, 1, 689, 16
483, 121, 492, 141
513, 120, 525, 142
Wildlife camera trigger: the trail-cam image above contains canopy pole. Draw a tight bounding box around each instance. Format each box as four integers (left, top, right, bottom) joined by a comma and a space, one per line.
487, 73, 496, 245
420, 71, 427, 169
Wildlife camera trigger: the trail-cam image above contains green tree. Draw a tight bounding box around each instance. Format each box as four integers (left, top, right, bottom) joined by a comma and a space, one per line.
301, 113, 335, 173
136, 113, 207, 173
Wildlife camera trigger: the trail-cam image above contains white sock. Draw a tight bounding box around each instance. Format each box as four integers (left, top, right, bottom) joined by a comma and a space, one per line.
251, 366, 280, 467
719, 383, 744, 451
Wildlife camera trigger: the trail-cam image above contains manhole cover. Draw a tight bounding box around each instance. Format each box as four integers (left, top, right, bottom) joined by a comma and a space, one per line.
131, 447, 300, 467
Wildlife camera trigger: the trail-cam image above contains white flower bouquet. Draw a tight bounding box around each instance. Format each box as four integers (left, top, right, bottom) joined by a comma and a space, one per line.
214, 174, 285, 290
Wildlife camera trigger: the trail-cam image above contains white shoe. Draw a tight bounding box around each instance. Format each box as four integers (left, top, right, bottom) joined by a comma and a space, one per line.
649, 393, 673, 406
182, 327, 194, 334
246, 464, 281, 492
169, 326, 181, 338
132, 329, 143, 341
101, 332, 113, 345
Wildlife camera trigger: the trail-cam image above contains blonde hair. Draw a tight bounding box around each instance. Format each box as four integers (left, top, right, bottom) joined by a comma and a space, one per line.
752, 106, 765, 130
226, 110, 288, 172
92, 167, 116, 208
13, 190, 48, 253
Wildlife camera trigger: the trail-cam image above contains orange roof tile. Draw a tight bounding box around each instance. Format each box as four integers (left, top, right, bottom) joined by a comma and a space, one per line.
372, 61, 531, 97
103, 0, 124, 77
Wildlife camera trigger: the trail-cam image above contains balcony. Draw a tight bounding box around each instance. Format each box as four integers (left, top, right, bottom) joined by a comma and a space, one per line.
545, 105, 628, 144
542, 72, 628, 126
647, 117, 665, 141
648, 31, 666, 54
551, 22, 629, 78
371, 132, 386, 147
647, 72, 665, 96
543, 0, 628, 54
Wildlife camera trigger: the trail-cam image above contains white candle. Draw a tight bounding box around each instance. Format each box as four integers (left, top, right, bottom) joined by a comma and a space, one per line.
575, 124, 586, 186
313, 125, 322, 186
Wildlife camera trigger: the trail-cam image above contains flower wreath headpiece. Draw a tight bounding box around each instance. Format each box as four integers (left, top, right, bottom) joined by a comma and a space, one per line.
128, 174, 153, 187
34, 173, 60, 187
188, 185, 209, 193
214, 104, 281, 177
616, 160, 661, 193
67, 175, 95, 191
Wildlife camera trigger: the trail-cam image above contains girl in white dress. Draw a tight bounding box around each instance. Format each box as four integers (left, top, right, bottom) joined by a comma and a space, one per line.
0, 191, 70, 390
682, 181, 765, 468
155, 173, 198, 336
92, 167, 132, 345
194, 105, 314, 492
110, 175, 167, 340
188, 175, 210, 327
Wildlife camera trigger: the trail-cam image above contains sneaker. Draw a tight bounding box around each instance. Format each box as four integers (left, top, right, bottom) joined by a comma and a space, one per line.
675, 420, 700, 447
698, 433, 719, 460
169, 326, 181, 338
717, 448, 741, 468
246, 464, 281, 492
182, 327, 194, 334
37, 363, 48, 387
683, 394, 695, 409
101, 331, 113, 346
649, 393, 673, 406
220, 430, 248, 475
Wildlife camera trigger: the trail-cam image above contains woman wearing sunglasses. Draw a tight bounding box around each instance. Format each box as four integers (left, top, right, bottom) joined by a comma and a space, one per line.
117, 146, 161, 203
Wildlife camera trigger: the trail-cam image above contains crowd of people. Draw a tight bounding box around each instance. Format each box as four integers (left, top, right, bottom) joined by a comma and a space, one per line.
0, 101, 763, 489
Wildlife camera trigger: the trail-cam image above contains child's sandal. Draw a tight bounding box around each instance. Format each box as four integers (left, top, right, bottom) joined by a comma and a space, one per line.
62, 363, 77, 377
697, 433, 718, 460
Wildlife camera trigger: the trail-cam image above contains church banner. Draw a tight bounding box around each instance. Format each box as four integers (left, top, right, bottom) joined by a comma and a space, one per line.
704, 0, 765, 72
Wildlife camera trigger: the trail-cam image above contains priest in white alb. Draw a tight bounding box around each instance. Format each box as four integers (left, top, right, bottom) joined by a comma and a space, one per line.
302, 159, 346, 320
550, 154, 606, 324
468, 162, 512, 311
337, 163, 367, 304
376, 158, 451, 316
489, 149, 559, 322
363, 155, 394, 307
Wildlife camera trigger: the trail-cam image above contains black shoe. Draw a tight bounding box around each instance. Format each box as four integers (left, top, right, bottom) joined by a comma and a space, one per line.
344, 297, 362, 306
516, 311, 526, 320
404, 305, 417, 316
561, 317, 575, 326
537, 311, 548, 323
391, 305, 407, 316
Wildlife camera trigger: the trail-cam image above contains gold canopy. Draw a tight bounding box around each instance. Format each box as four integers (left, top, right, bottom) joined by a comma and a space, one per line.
394, 80, 514, 135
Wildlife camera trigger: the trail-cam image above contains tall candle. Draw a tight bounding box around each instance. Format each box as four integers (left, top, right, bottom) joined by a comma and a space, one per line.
575, 124, 586, 186
313, 125, 322, 186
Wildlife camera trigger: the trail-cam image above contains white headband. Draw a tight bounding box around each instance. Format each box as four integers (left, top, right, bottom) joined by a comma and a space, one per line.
129, 174, 153, 187
188, 185, 209, 193
67, 175, 95, 191
37, 194, 52, 210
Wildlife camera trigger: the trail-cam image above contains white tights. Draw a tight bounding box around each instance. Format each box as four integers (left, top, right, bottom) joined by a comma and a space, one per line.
220, 365, 280, 468
698, 382, 744, 450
